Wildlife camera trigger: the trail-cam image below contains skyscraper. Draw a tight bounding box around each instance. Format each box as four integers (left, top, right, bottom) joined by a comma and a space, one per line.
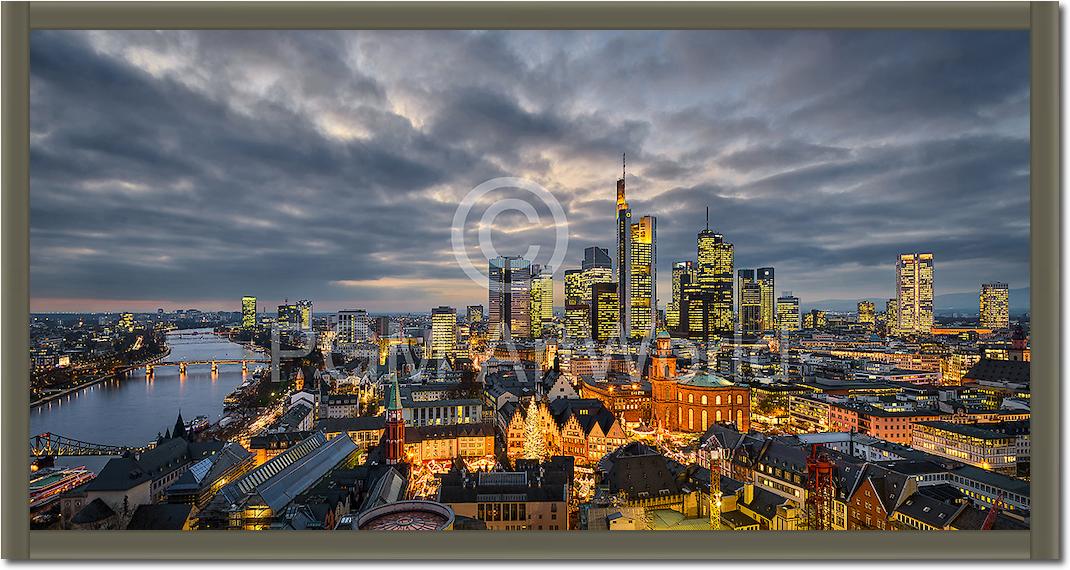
803, 309, 827, 330
337, 309, 370, 344
565, 247, 614, 340
296, 299, 313, 331
582, 246, 612, 271
429, 306, 458, 359
884, 298, 898, 336
857, 300, 876, 331
615, 158, 632, 338
737, 269, 755, 327
895, 253, 935, 336
277, 303, 301, 330
980, 282, 1010, 329
591, 282, 620, 342
241, 296, 257, 330
739, 280, 762, 334
529, 265, 554, 338
776, 292, 800, 332
118, 312, 135, 333
688, 210, 734, 340
757, 267, 775, 331
564, 269, 587, 340
466, 305, 484, 325
489, 256, 532, 340
629, 215, 657, 338
681, 276, 712, 342
667, 261, 694, 334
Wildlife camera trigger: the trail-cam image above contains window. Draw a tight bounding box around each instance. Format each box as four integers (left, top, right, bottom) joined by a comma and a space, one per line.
688, 394, 694, 404
688, 409, 694, 430
716, 395, 722, 406
716, 410, 722, 422
701, 395, 708, 405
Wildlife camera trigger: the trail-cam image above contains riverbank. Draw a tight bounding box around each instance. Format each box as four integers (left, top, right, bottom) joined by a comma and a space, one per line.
30, 345, 172, 409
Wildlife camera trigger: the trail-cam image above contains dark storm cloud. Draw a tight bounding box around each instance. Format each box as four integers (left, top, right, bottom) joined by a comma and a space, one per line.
29, 30, 1029, 312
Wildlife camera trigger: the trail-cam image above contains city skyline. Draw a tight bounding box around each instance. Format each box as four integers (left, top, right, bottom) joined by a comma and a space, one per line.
30, 30, 1029, 312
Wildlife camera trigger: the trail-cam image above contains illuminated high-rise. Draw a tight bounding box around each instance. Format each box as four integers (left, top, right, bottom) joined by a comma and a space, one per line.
681, 277, 711, 342
757, 267, 775, 331
591, 282, 620, 342
277, 303, 301, 330
529, 265, 554, 338
296, 299, 313, 331
737, 269, 760, 334
980, 282, 1009, 329
489, 256, 532, 340
565, 247, 613, 340
884, 298, 898, 336
857, 300, 876, 331
739, 280, 762, 334
429, 306, 458, 359
564, 269, 588, 340
803, 309, 827, 330
615, 161, 632, 338
241, 296, 257, 330
466, 305, 484, 325
690, 211, 734, 339
118, 312, 135, 333
895, 253, 935, 336
629, 215, 657, 338
667, 261, 694, 334
337, 309, 370, 344
776, 292, 800, 332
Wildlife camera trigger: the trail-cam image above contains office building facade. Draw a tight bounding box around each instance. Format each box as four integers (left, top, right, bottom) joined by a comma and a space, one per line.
895, 252, 935, 336
430, 306, 458, 359
667, 261, 694, 334
776, 292, 800, 332
489, 256, 532, 340
529, 265, 554, 338
980, 282, 1010, 329
857, 300, 876, 331
591, 282, 620, 343
757, 267, 775, 331
336, 309, 370, 344
629, 215, 657, 339
241, 296, 257, 330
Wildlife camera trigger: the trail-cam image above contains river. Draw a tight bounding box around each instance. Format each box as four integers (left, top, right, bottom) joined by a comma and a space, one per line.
30, 328, 261, 472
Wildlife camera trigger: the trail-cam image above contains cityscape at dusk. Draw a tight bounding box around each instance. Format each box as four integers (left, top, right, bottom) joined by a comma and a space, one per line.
29, 30, 1031, 533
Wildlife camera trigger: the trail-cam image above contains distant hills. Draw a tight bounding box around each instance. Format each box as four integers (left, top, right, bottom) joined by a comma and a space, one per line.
802, 287, 1029, 315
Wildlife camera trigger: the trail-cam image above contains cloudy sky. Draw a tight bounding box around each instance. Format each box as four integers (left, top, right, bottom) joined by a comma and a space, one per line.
30, 30, 1029, 313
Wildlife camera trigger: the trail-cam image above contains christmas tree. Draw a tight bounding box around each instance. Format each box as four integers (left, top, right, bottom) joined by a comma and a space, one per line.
522, 396, 546, 460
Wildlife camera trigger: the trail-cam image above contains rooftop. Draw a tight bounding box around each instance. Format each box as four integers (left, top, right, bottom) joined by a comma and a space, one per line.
677, 371, 735, 388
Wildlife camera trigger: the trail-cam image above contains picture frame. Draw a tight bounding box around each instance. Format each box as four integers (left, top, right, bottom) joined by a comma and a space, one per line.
1, 1, 1059, 560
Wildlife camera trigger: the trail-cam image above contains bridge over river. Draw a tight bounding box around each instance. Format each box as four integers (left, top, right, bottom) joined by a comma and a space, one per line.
143, 358, 269, 376
31, 328, 262, 473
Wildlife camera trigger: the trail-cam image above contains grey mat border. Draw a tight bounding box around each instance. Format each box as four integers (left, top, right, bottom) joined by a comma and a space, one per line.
0, 0, 1058, 560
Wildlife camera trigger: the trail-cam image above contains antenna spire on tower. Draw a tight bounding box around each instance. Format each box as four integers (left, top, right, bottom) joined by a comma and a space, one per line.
622, 152, 626, 180
706, 206, 710, 231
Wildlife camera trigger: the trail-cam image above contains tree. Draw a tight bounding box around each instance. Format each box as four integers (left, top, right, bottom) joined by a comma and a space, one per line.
522, 397, 546, 461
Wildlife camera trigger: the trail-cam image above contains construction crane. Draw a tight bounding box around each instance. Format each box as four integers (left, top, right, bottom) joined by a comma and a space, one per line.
708, 443, 723, 530
981, 492, 1006, 530
805, 444, 835, 531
